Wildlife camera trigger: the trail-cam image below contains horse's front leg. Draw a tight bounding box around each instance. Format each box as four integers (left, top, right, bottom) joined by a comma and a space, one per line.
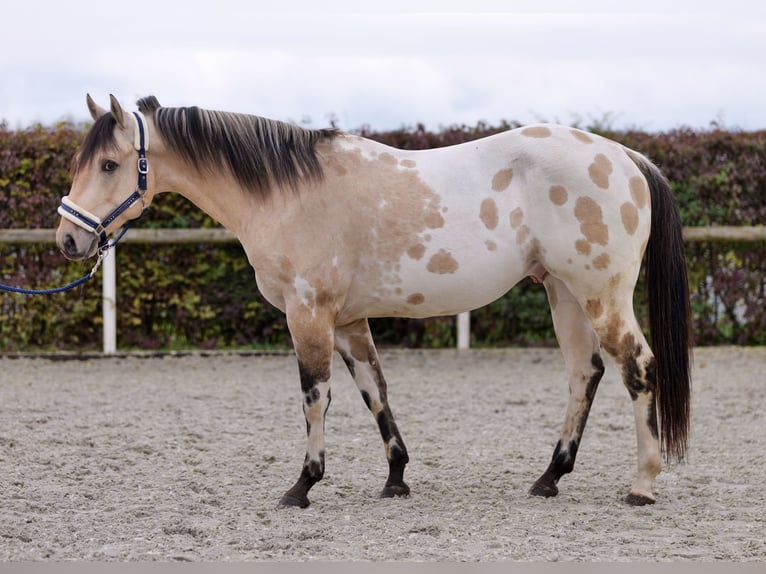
279, 306, 336, 509
335, 319, 410, 498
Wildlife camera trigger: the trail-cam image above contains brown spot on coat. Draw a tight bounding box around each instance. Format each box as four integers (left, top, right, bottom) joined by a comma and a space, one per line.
480, 198, 499, 230
424, 212, 445, 229
509, 207, 524, 229
485, 240, 497, 251
401, 159, 417, 168
549, 185, 568, 206
407, 243, 426, 260
586, 299, 603, 319
620, 202, 639, 235
329, 162, 347, 176
277, 255, 295, 284
593, 253, 611, 270
521, 126, 552, 138
315, 289, 336, 309
427, 249, 459, 274
571, 129, 594, 144
379, 152, 397, 166
491, 168, 513, 192
629, 176, 649, 208
406, 293, 425, 305
574, 196, 609, 245
588, 153, 613, 189
575, 239, 591, 255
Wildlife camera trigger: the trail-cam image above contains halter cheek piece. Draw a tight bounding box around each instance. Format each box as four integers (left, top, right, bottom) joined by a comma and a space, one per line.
57, 111, 150, 251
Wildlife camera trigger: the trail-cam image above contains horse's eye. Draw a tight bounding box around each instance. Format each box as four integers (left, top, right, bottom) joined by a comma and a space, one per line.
102, 160, 119, 172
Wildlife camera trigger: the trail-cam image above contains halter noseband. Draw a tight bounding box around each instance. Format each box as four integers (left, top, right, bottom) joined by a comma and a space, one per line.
57, 111, 150, 251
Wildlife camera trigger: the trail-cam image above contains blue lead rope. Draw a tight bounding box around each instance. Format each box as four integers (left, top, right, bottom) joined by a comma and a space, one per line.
0, 220, 136, 296
0, 272, 95, 295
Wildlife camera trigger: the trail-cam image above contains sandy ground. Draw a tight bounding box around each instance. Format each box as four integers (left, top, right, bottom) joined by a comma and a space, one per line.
0, 346, 764, 562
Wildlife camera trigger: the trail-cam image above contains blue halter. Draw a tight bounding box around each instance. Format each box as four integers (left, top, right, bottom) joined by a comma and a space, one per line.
57, 110, 150, 252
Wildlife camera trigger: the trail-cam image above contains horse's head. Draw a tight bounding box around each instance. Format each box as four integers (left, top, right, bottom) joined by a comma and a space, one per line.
56, 94, 153, 260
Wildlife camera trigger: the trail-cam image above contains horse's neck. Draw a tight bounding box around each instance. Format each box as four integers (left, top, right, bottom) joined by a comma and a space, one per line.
155, 158, 258, 236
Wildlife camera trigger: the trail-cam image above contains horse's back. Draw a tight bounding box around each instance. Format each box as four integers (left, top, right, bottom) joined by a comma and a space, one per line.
327, 125, 650, 321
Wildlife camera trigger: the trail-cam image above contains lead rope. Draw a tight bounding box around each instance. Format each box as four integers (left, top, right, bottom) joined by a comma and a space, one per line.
0, 218, 138, 295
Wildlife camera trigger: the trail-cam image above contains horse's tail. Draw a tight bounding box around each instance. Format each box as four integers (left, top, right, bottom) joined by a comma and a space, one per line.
626, 148, 692, 462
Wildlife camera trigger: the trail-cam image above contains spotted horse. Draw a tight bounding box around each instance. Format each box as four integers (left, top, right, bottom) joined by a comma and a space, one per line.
57, 95, 692, 507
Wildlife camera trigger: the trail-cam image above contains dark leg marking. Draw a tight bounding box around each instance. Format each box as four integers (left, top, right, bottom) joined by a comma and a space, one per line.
621, 348, 660, 442
305, 386, 321, 406
280, 451, 326, 508
360, 389, 372, 410
382, 441, 410, 498
376, 410, 392, 442
280, 361, 331, 509
530, 353, 604, 498
337, 327, 410, 499
623, 351, 643, 400
530, 439, 576, 497
339, 352, 356, 378
647, 402, 659, 441
576, 354, 604, 438
298, 360, 320, 393
644, 357, 659, 439
376, 399, 410, 498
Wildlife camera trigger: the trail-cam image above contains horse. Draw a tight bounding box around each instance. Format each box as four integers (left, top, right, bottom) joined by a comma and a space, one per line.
56, 94, 692, 508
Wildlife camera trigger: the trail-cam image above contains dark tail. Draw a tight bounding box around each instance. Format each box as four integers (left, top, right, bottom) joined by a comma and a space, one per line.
627, 149, 692, 462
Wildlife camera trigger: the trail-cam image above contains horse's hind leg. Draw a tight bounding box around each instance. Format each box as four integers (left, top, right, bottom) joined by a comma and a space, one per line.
335, 319, 410, 498
530, 277, 605, 498
591, 297, 661, 505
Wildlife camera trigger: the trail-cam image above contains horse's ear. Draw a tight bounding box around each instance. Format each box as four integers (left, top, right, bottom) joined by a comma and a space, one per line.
108, 94, 126, 128
86, 94, 108, 121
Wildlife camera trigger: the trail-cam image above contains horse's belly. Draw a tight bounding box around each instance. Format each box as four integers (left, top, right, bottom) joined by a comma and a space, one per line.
342, 252, 527, 321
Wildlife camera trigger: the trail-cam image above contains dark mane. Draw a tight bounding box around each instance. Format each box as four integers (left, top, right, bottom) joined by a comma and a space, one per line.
136, 96, 339, 196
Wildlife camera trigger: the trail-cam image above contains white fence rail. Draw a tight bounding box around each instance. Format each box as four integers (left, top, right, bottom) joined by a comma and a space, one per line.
2, 226, 765, 353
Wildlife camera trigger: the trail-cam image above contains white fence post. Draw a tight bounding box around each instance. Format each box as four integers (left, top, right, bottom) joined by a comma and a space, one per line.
457, 311, 470, 350
102, 247, 117, 354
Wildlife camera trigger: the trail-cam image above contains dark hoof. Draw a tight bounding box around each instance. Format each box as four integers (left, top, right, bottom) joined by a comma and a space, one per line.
380, 482, 410, 498
529, 479, 559, 498
624, 493, 656, 506
278, 494, 310, 508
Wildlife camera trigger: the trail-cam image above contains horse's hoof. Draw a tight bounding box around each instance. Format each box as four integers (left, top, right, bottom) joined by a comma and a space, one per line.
380, 482, 410, 498
529, 480, 559, 498
624, 492, 656, 506
278, 494, 310, 508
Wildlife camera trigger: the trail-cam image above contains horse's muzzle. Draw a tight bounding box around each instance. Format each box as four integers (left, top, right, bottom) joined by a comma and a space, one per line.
56, 224, 98, 261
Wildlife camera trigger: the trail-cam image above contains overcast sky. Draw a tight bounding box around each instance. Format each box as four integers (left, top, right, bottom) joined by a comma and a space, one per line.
2, 0, 765, 132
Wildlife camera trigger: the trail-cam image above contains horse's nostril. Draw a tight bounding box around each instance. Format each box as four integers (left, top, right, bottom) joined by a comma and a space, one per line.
63, 233, 77, 256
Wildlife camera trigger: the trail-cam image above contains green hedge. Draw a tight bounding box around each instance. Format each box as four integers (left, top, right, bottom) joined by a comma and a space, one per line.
1, 119, 765, 351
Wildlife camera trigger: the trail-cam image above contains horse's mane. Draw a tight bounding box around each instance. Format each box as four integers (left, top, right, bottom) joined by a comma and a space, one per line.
136, 96, 339, 196
73, 96, 339, 197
